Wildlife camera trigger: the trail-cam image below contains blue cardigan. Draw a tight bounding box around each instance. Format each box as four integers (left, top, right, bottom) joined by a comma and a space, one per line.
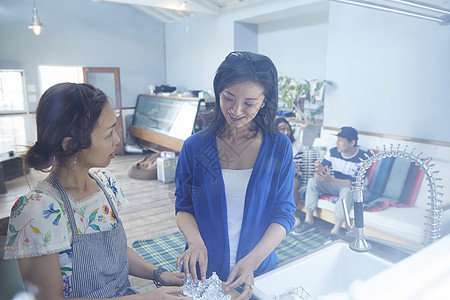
175, 131, 296, 280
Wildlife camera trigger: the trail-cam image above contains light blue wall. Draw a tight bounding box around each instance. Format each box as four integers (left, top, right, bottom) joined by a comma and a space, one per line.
324, 2, 450, 142
235, 22, 258, 53
258, 11, 329, 81
165, 14, 234, 93
0, 0, 166, 109
2, 0, 448, 143
164, 0, 321, 92
165, 1, 449, 143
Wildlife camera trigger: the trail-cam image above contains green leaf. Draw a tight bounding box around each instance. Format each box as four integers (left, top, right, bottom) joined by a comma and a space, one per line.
60, 267, 72, 276
9, 224, 17, 234
314, 82, 324, 91
88, 209, 99, 224
6, 233, 18, 246
44, 231, 51, 243
56, 201, 66, 214
89, 224, 100, 231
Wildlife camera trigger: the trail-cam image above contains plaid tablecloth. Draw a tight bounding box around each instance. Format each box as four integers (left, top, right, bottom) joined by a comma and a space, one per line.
132, 230, 329, 272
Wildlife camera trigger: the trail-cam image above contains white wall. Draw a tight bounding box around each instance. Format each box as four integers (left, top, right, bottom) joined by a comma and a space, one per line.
324, 2, 450, 143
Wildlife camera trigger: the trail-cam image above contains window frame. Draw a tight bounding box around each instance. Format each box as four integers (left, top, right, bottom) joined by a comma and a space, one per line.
0, 69, 31, 155
0, 69, 28, 115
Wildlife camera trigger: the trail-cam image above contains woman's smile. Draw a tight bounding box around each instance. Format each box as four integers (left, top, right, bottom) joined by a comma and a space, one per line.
227, 110, 246, 122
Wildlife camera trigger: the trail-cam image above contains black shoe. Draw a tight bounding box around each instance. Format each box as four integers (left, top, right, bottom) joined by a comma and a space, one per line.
291, 222, 315, 235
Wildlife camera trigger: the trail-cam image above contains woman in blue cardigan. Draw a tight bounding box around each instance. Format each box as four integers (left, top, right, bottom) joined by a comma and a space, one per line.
175, 51, 296, 300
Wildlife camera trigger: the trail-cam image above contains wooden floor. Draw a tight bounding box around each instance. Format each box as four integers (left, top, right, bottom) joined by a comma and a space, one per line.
0, 153, 178, 293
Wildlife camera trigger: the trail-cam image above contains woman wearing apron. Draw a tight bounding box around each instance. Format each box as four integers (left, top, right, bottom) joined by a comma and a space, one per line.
4, 83, 191, 299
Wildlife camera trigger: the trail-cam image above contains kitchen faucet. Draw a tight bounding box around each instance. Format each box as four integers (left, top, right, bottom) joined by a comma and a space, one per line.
342, 144, 443, 252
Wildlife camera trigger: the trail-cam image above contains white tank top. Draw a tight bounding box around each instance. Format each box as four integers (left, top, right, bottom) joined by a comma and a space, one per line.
222, 168, 253, 271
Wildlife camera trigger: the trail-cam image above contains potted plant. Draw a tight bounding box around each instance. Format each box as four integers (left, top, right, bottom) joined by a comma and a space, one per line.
278, 75, 333, 124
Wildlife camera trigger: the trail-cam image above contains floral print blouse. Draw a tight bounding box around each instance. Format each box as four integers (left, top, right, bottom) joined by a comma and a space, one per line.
4, 170, 128, 297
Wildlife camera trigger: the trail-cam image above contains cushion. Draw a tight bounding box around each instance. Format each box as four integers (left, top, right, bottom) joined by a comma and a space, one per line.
364, 157, 424, 211
127, 153, 159, 180
382, 157, 411, 203
398, 164, 423, 206
365, 159, 378, 183
367, 156, 395, 202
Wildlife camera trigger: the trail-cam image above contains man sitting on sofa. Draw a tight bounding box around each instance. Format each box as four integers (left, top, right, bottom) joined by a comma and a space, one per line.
293, 126, 366, 240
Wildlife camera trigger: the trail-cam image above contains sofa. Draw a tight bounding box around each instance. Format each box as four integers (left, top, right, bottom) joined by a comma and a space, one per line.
296, 145, 450, 250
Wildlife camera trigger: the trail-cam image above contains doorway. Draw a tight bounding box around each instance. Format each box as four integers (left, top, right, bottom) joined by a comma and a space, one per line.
83, 67, 125, 155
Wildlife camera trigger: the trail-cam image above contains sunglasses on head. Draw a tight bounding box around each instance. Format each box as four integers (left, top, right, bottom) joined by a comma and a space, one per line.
224, 51, 274, 76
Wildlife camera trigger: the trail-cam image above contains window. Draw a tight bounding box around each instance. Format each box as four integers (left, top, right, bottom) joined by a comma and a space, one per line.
0, 70, 27, 154
0, 70, 26, 112
0, 116, 27, 154
39, 66, 83, 94
0, 67, 84, 155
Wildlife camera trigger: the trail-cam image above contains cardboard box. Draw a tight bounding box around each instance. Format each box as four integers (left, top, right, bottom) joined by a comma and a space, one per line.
157, 155, 177, 183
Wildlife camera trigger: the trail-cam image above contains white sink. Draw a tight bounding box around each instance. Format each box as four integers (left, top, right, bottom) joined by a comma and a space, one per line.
253, 241, 393, 299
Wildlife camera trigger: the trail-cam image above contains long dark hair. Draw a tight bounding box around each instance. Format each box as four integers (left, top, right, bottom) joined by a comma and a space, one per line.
24, 82, 109, 171
274, 117, 295, 142
206, 51, 278, 137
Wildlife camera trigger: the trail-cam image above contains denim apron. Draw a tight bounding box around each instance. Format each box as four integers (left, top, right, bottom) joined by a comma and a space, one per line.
49, 173, 138, 298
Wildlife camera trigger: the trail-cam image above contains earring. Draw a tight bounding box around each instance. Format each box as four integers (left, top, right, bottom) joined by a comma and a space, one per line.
72, 157, 77, 170
261, 103, 265, 108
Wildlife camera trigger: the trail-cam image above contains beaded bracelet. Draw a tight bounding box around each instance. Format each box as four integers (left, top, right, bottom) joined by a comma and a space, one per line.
153, 267, 168, 288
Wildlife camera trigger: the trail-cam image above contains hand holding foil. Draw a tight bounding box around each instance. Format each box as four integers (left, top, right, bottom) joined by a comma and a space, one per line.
223, 256, 256, 300
176, 238, 208, 283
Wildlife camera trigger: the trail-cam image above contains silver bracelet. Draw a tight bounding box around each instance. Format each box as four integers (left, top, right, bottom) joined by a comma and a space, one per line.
153, 267, 167, 288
